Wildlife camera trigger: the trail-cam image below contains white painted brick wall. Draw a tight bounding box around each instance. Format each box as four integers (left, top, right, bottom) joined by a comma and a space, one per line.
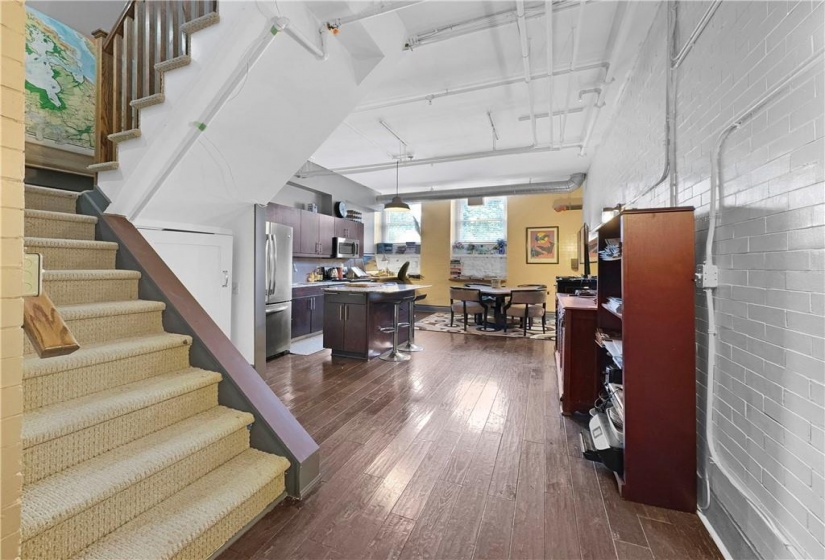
585, 1, 824, 557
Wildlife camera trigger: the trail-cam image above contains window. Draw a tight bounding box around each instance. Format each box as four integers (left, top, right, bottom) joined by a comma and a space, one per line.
381, 203, 422, 243
454, 197, 507, 242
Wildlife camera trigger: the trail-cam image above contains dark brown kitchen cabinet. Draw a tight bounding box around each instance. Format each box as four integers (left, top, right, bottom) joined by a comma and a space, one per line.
267, 203, 364, 258
323, 293, 367, 356
291, 286, 325, 339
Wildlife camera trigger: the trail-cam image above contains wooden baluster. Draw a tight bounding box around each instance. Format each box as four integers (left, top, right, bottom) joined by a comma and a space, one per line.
138, 0, 150, 99
134, 1, 145, 107
112, 33, 123, 134
122, 18, 134, 130
156, 1, 167, 69
170, 1, 182, 59
91, 29, 111, 163
144, 0, 156, 95
182, 0, 192, 23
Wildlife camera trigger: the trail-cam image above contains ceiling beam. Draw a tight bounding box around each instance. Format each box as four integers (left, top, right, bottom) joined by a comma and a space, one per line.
354, 60, 608, 113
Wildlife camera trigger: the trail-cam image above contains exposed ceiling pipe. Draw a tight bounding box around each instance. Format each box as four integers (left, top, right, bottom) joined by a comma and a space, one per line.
560, 0, 585, 143
375, 173, 586, 203
518, 106, 584, 121
343, 121, 395, 160
546, 0, 554, 148
273, 17, 327, 60
328, 1, 425, 29
487, 111, 499, 150
378, 119, 411, 154
579, 2, 638, 156
302, 142, 583, 177
673, 0, 722, 68
404, 0, 589, 49
516, 0, 538, 146
354, 61, 608, 112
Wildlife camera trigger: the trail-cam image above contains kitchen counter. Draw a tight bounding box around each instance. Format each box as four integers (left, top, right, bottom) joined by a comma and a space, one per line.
322, 284, 430, 360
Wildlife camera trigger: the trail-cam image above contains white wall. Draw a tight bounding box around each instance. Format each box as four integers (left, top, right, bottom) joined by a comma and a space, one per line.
585, 2, 824, 558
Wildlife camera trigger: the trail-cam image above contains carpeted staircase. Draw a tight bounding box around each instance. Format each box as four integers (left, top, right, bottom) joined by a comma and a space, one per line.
21, 185, 289, 559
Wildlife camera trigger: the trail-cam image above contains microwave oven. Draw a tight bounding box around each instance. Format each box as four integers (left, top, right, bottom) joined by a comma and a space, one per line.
333, 237, 360, 258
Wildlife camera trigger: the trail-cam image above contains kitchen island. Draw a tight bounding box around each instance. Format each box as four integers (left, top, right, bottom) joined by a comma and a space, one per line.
323, 283, 429, 360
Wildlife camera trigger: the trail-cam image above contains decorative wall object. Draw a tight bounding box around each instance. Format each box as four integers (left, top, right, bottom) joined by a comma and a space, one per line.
526, 226, 559, 264
24, 7, 96, 153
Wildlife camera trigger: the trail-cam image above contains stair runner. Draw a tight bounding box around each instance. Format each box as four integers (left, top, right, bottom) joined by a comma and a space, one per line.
21, 185, 289, 559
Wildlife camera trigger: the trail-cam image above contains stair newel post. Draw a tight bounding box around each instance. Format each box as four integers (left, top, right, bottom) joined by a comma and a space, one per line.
92, 29, 113, 164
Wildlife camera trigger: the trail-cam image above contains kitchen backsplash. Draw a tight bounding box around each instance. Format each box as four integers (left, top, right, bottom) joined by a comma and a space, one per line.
451, 255, 506, 279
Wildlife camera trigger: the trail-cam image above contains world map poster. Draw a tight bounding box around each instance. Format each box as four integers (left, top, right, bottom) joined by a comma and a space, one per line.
25, 7, 96, 153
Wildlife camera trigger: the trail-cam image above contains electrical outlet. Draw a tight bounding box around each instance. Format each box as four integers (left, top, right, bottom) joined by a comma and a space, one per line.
22, 253, 42, 297
696, 263, 719, 289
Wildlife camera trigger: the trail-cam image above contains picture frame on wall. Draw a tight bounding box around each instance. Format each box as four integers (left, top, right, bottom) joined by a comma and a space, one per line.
526, 226, 559, 264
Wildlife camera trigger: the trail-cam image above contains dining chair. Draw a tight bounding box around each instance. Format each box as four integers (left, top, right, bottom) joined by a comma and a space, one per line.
449, 287, 489, 331
504, 288, 547, 335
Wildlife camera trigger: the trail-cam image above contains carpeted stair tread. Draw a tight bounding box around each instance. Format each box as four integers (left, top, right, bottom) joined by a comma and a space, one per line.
43, 269, 140, 281
23, 368, 221, 448
75, 449, 289, 560
55, 299, 164, 321
25, 185, 81, 214
44, 269, 141, 305
24, 237, 118, 250
22, 333, 190, 380
24, 209, 97, 224
21, 406, 253, 538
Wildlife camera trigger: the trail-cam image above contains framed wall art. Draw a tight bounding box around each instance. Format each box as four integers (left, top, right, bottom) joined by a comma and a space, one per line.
526, 226, 559, 264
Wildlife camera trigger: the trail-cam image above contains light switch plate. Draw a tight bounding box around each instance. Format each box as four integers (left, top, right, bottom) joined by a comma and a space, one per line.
23, 253, 42, 297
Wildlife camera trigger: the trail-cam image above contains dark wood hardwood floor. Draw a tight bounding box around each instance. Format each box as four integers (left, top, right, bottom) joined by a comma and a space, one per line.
220, 330, 721, 560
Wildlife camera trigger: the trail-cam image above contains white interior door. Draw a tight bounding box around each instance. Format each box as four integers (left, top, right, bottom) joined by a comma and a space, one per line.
139, 228, 233, 338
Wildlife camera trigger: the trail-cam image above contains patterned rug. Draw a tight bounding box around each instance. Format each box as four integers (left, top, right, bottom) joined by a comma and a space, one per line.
416, 312, 556, 340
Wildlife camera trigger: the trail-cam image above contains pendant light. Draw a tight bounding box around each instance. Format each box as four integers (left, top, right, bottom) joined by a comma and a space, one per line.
384, 160, 410, 212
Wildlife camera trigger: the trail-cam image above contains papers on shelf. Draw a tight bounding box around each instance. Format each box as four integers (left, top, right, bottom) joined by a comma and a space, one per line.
599, 238, 622, 261
604, 297, 623, 316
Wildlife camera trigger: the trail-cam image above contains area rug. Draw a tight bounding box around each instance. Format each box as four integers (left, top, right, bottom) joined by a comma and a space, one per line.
416, 312, 555, 340
289, 334, 326, 355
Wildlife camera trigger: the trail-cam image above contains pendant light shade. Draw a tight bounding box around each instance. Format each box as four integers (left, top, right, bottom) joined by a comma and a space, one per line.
385, 160, 410, 212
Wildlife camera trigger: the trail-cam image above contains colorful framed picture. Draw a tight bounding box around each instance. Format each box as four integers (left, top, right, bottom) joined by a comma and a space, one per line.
526, 226, 559, 264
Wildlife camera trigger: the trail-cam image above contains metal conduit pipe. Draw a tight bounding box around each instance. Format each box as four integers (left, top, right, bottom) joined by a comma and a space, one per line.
354, 61, 608, 113
273, 17, 327, 60
328, 1, 425, 28
673, 0, 722, 68
516, 0, 538, 146
546, 0, 554, 147
375, 173, 586, 203
579, 1, 634, 156
313, 142, 583, 176
560, 0, 586, 143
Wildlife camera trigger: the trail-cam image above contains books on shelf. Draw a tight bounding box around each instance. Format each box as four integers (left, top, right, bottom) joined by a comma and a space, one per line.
604, 297, 623, 316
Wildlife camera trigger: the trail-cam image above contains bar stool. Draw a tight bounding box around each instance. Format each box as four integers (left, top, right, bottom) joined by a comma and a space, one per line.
379, 296, 411, 362
399, 293, 425, 352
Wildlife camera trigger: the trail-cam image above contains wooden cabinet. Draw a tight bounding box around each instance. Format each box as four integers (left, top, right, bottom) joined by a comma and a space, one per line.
323, 293, 368, 356
267, 203, 363, 258
291, 286, 325, 339
595, 207, 696, 512
555, 295, 598, 415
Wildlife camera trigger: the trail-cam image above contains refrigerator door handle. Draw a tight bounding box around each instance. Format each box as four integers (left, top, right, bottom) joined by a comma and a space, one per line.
266, 303, 289, 314
264, 235, 272, 298
271, 234, 278, 294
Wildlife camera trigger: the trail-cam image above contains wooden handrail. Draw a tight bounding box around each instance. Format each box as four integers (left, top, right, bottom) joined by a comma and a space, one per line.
92, 1, 218, 164
23, 293, 80, 358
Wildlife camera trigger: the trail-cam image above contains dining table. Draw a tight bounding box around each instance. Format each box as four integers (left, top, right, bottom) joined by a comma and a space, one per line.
465, 284, 529, 330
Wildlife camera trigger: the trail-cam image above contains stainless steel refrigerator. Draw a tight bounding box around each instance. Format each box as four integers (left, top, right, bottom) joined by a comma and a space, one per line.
265, 222, 293, 358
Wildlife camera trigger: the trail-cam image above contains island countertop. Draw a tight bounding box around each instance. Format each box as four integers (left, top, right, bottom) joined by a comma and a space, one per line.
323, 283, 430, 294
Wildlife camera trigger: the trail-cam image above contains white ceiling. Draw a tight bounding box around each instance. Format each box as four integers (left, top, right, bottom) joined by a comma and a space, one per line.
307, 0, 658, 196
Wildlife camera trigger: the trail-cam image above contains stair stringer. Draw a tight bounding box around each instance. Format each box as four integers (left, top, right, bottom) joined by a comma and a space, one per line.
99, 2, 408, 226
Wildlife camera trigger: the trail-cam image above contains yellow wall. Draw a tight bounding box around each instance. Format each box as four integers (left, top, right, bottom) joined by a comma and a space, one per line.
419, 200, 452, 305
0, 1, 26, 558
506, 189, 585, 301
419, 189, 586, 306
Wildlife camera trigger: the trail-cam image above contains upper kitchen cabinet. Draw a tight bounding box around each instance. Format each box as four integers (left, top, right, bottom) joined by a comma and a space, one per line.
267, 203, 364, 258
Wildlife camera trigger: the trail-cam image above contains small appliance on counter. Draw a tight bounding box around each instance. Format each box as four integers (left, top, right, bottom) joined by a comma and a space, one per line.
265, 222, 293, 358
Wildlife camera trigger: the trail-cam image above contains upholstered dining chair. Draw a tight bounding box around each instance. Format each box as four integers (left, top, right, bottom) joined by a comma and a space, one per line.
449, 287, 489, 331
504, 288, 547, 336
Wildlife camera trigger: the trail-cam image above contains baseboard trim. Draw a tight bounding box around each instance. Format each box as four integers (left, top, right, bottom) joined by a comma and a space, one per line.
698, 510, 735, 560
